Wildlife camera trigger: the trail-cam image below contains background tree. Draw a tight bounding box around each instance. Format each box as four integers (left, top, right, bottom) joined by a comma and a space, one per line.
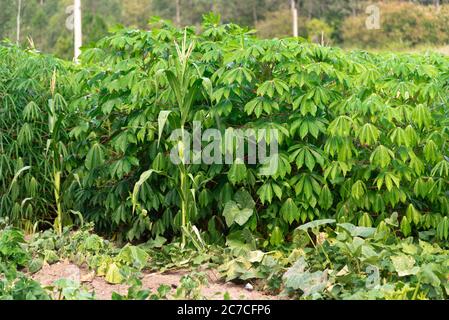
0, 0, 447, 57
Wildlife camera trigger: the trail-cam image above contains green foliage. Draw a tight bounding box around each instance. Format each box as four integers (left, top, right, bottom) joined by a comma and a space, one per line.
0, 225, 49, 300
1, 17, 449, 248
216, 220, 449, 300
281, 222, 449, 300
0, 269, 50, 300
51, 278, 95, 300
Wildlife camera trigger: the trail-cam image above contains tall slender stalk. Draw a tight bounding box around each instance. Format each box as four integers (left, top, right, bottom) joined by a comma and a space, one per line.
168, 31, 197, 246
48, 70, 64, 235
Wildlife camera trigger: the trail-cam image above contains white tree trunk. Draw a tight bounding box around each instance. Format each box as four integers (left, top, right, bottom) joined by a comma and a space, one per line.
291, 0, 298, 37
16, 0, 22, 44
74, 0, 82, 63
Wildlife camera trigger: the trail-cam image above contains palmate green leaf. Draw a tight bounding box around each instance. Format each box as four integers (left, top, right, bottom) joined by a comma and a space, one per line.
222, 67, 254, 85
412, 104, 432, 128
22, 101, 42, 121
214, 99, 233, 116
308, 86, 331, 105
280, 198, 300, 224
291, 173, 322, 200
351, 180, 366, 200
408, 151, 424, 175
272, 153, 292, 179
110, 156, 139, 179
212, 86, 231, 102
290, 117, 327, 139
318, 185, 333, 210
85, 143, 105, 171
370, 145, 394, 168
358, 212, 373, 227
292, 95, 319, 116
112, 131, 137, 154
390, 127, 411, 147
227, 160, 247, 185
413, 177, 435, 198
406, 204, 421, 225
374, 171, 400, 191
323, 161, 351, 180
357, 123, 379, 146
257, 79, 289, 98
431, 160, 449, 177
257, 181, 282, 204
288, 145, 324, 172
423, 140, 440, 164
436, 216, 449, 240
244, 96, 279, 118
328, 115, 353, 137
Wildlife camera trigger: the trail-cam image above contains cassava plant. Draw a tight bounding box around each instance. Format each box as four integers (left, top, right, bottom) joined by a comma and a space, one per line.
0, 43, 75, 232
10, 15, 446, 244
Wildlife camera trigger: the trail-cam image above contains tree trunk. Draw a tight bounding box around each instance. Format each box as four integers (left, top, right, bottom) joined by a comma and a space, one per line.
74, 0, 82, 63
16, 0, 22, 44
175, 0, 181, 27
252, 1, 258, 24
291, 0, 298, 37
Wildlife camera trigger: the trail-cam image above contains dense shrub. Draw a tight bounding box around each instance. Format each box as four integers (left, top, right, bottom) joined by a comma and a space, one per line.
0, 43, 76, 232
0, 17, 448, 245
65, 17, 449, 243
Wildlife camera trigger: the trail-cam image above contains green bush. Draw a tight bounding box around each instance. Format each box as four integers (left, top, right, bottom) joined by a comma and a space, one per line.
0, 16, 448, 245
0, 43, 77, 232
66, 17, 449, 243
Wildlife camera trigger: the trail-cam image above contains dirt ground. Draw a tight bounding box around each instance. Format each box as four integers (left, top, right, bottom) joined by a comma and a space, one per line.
31, 260, 276, 300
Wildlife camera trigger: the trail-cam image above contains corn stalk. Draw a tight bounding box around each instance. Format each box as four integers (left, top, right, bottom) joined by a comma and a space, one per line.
47, 70, 66, 235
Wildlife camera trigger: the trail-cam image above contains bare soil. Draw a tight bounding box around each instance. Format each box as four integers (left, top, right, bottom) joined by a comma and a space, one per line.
31, 260, 277, 300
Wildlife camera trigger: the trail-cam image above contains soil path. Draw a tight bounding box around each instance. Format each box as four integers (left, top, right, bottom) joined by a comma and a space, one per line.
32, 260, 277, 300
